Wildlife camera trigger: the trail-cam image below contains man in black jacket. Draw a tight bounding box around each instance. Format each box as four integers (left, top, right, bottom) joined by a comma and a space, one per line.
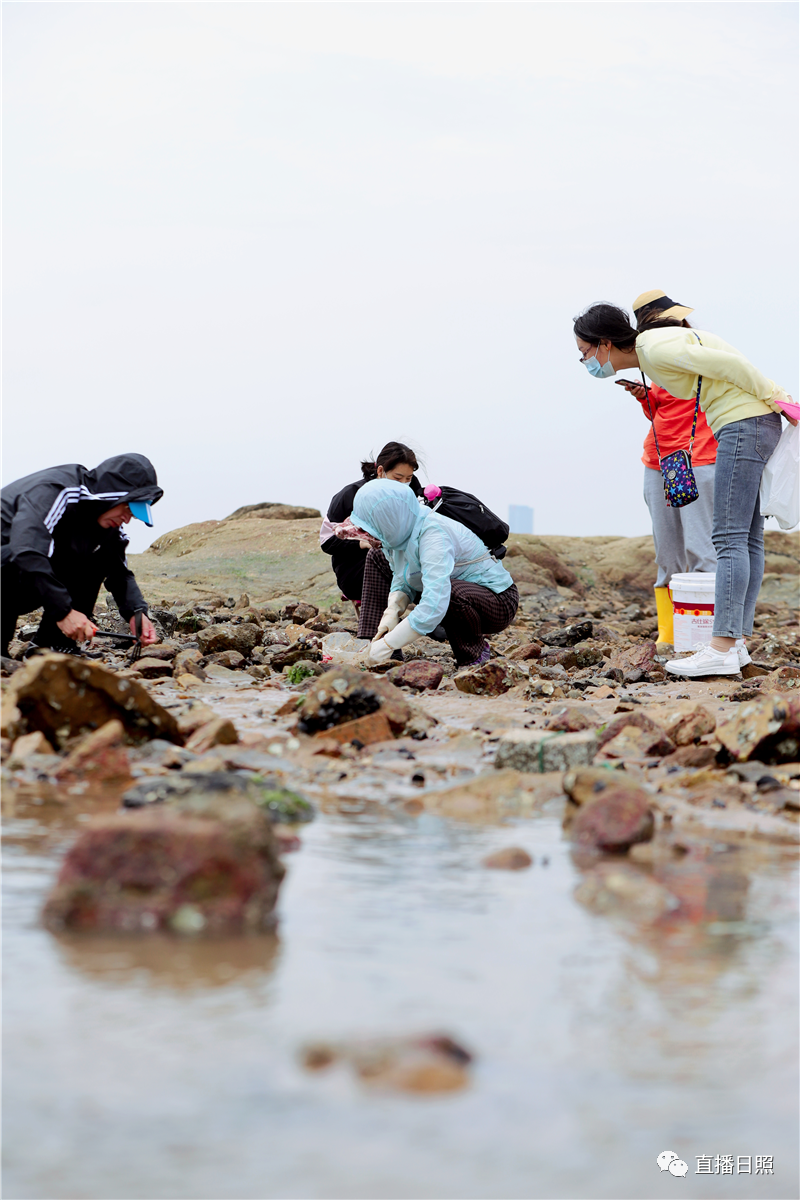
1, 453, 163, 656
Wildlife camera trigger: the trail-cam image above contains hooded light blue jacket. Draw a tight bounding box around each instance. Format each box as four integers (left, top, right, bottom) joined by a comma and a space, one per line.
351, 480, 514, 636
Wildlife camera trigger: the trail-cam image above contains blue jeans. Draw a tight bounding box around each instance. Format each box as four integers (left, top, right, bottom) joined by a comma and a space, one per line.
712, 412, 782, 638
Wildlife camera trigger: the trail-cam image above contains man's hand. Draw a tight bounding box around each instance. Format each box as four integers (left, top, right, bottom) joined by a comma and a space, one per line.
57, 610, 98, 643
130, 613, 158, 645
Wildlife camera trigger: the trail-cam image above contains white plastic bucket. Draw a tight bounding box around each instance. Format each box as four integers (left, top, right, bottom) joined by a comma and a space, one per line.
669, 572, 716, 651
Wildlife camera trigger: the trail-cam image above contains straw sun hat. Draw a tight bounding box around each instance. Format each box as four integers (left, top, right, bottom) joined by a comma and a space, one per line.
632, 289, 694, 324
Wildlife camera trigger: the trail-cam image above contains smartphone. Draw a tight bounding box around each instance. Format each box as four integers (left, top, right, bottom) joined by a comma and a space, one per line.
615, 378, 641, 388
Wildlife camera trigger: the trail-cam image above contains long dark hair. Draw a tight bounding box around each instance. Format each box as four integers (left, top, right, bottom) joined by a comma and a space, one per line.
360, 441, 419, 481
636, 316, 693, 332
573, 303, 639, 350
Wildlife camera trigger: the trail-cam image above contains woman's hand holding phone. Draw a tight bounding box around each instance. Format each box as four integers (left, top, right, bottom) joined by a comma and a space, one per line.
615, 379, 646, 399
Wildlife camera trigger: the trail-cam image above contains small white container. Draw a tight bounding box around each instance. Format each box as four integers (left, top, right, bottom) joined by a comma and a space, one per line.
669, 572, 716, 651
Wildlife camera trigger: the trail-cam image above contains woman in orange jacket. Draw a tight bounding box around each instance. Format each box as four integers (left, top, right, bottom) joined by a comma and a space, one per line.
616, 291, 717, 648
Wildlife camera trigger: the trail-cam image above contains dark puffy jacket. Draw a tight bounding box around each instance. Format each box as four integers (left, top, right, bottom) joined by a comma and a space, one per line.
1, 454, 163, 619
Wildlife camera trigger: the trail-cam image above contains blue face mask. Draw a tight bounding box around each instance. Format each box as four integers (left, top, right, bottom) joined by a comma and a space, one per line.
583, 347, 616, 379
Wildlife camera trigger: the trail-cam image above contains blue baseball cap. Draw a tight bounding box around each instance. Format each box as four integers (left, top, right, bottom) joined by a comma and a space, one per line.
128, 501, 153, 526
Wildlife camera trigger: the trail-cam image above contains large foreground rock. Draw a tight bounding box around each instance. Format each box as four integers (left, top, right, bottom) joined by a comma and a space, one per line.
570, 787, 655, 852
716, 693, 800, 763
297, 665, 433, 738
494, 728, 598, 773
43, 795, 285, 934
1, 653, 180, 748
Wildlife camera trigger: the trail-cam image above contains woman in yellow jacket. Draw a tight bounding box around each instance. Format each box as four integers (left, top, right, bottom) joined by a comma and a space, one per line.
573, 301, 795, 678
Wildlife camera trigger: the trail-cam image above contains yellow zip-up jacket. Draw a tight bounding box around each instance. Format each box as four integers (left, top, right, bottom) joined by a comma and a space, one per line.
635, 327, 788, 436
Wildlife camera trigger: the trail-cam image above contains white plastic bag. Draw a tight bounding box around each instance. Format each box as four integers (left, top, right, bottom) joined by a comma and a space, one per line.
760, 423, 799, 530
320, 632, 372, 667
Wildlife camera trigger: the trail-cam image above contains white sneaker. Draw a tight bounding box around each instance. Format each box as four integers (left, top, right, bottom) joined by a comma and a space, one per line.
666, 643, 741, 678
736, 639, 752, 667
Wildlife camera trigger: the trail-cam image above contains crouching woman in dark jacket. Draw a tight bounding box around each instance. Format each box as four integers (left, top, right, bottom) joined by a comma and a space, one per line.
319, 441, 422, 621
1, 453, 163, 655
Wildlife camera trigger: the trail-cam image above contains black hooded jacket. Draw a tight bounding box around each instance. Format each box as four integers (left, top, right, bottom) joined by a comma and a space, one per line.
1, 454, 163, 619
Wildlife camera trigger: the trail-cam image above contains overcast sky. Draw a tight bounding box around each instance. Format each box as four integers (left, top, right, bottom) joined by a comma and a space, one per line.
4, 2, 798, 553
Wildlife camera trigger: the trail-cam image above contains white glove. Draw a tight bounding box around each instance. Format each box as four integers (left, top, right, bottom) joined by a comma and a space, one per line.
373, 591, 410, 641
384, 616, 422, 651
367, 637, 394, 666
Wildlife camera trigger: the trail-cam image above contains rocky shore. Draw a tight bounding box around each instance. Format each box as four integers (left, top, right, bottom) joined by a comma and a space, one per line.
2, 508, 799, 1094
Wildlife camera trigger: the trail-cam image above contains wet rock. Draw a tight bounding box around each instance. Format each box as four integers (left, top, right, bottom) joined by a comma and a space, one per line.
205, 650, 246, 670
268, 643, 322, 671
247, 664, 271, 681
42, 796, 285, 935
545, 705, 599, 733
297, 665, 431, 738
196, 622, 261, 658
540, 648, 578, 670
135, 657, 174, 680
454, 660, 526, 697
661, 744, 719, 769
483, 846, 533, 870
175, 609, 211, 634
3, 652, 180, 748
507, 641, 543, 662
301, 1033, 472, 1093
562, 766, 645, 806
494, 728, 598, 773
173, 648, 207, 681
599, 724, 675, 761
389, 661, 444, 691
174, 700, 218, 739
7, 729, 52, 766
741, 662, 770, 679
716, 693, 800, 763
666, 706, 716, 746
304, 617, 331, 633
574, 641, 605, 669
570, 787, 655, 852
185, 717, 239, 755
54, 719, 131, 788
596, 711, 673, 756
135, 644, 177, 661
313, 710, 393, 748
542, 620, 593, 647
287, 602, 318, 624
606, 640, 657, 674
574, 862, 678, 922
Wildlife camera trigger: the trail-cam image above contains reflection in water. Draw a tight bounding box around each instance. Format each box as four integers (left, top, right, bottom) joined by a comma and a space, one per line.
53, 931, 281, 992
4, 801, 798, 1200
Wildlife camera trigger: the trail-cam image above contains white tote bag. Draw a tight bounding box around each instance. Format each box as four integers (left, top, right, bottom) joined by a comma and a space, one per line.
760, 422, 800, 530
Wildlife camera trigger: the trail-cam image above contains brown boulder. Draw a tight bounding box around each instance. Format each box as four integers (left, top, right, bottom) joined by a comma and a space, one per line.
196, 622, 261, 658
570, 787, 655, 852
454, 660, 526, 697
716, 693, 800, 763
173, 648, 207, 681
4, 653, 181, 748
599, 724, 675, 760
296, 664, 429, 737
185, 717, 239, 755
54, 719, 131, 788
545, 705, 599, 733
43, 796, 285, 934
390, 661, 444, 691
313, 711, 393, 748
507, 641, 543, 661
562, 766, 645, 806
606, 641, 657, 673
482, 847, 533, 870
205, 650, 246, 670
596, 711, 673, 756
666, 705, 716, 746
135, 657, 174, 680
